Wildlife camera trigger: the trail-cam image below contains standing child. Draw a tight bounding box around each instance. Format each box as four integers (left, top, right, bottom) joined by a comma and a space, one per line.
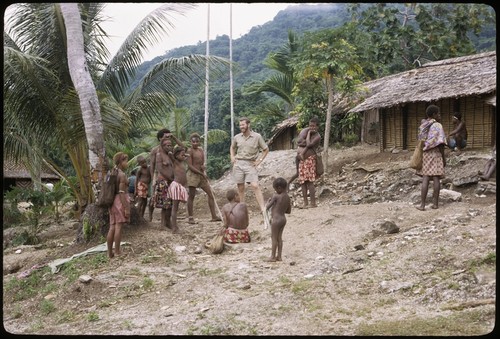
265, 177, 291, 262
107, 152, 131, 259
169, 145, 189, 233
186, 132, 221, 224
134, 155, 152, 220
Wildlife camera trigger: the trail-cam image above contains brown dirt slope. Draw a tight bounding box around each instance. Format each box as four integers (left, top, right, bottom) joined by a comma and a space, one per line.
3, 144, 496, 335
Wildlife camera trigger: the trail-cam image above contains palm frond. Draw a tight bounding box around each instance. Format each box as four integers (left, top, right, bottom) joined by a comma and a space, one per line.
97, 3, 198, 100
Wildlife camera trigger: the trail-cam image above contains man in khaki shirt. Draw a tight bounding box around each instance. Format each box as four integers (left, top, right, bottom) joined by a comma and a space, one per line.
230, 117, 271, 229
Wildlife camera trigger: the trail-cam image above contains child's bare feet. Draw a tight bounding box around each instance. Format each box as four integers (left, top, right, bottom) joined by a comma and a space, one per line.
188, 218, 197, 224
431, 205, 438, 209
265, 257, 277, 262
416, 206, 425, 211
210, 217, 222, 222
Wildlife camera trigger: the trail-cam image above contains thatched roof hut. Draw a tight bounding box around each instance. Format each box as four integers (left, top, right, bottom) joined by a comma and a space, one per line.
350, 51, 496, 113
267, 116, 299, 151
349, 51, 496, 151
3, 158, 60, 190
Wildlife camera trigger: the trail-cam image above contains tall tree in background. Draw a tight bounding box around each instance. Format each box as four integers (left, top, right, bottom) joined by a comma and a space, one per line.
292, 28, 363, 173
347, 3, 495, 76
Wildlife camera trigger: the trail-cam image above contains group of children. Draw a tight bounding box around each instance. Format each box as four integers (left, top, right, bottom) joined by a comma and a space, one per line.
123, 128, 294, 262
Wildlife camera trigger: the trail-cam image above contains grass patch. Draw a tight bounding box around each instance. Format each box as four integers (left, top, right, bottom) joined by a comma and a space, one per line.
57, 310, 76, 324
87, 311, 99, 322
467, 252, 496, 271
198, 267, 225, 276
356, 308, 495, 336
4, 267, 51, 301
186, 315, 258, 335
40, 299, 56, 315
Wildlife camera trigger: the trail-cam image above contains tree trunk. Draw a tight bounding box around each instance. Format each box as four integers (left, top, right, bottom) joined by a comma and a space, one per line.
59, 3, 106, 205
323, 76, 334, 174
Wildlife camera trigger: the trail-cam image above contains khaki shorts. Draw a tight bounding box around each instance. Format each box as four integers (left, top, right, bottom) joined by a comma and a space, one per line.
232, 159, 258, 184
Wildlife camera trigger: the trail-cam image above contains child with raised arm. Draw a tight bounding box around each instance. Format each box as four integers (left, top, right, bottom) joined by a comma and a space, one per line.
265, 177, 291, 262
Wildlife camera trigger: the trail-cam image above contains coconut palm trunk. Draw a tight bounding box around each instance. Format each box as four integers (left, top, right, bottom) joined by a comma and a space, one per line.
60, 3, 105, 204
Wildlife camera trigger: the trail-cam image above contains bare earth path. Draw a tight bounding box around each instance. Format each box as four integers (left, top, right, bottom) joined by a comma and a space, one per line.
3, 145, 496, 335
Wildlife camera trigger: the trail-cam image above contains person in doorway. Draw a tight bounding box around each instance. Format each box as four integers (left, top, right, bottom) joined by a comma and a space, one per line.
447, 112, 467, 152
107, 152, 131, 259
230, 117, 270, 229
220, 188, 250, 243
416, 104, 447, 211
265, 177, 291, 262
296, 116, 322, 208
186, 132, 221, 224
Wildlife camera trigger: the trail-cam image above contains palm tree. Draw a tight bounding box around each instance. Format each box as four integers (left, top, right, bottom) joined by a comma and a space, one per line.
245, 30, 299, 114
4, 3, 229, 216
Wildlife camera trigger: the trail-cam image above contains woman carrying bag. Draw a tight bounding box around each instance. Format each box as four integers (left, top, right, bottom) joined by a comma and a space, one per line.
415, 105, 447, 211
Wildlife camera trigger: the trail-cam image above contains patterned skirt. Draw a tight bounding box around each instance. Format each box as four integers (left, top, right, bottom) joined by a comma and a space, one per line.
298, 155, 317, 184
223, 227, 250, 243
153, 179, 172, 209
136, 181, 149, 198
417, 146, 445, 177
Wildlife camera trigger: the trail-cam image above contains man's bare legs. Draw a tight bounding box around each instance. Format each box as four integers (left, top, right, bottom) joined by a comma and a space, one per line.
248, 181, 270, 228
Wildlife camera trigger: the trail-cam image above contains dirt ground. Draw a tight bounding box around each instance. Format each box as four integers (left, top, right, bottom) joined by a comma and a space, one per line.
3, 144, 496, 335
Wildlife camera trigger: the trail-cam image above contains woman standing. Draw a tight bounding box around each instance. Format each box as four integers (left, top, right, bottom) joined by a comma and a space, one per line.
416, 105, 447, 211
296, 116, 322, 208
107, 152, 131, 258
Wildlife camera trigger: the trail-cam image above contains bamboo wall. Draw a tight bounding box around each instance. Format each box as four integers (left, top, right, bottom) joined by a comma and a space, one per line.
381, 94, 496, 152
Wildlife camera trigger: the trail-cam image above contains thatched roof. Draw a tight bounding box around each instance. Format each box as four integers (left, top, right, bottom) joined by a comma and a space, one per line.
267, 116, 299, 146
349, 51, 496, 113
3, 158, 60, 179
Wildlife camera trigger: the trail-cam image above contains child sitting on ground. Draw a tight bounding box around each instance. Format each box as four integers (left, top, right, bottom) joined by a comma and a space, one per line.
220, 188, 250, 243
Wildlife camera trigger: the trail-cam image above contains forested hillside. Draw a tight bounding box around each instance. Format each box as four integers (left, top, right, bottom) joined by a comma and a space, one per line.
134, 4, 354, 93
129, 3, 495, 179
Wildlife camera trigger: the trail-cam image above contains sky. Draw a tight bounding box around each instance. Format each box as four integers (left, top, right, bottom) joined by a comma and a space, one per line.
101, 3, 302, 62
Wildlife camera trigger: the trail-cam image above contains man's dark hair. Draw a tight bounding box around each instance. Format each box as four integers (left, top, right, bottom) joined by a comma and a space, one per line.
156, 128, 171, 141
239, 117, 250, 124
